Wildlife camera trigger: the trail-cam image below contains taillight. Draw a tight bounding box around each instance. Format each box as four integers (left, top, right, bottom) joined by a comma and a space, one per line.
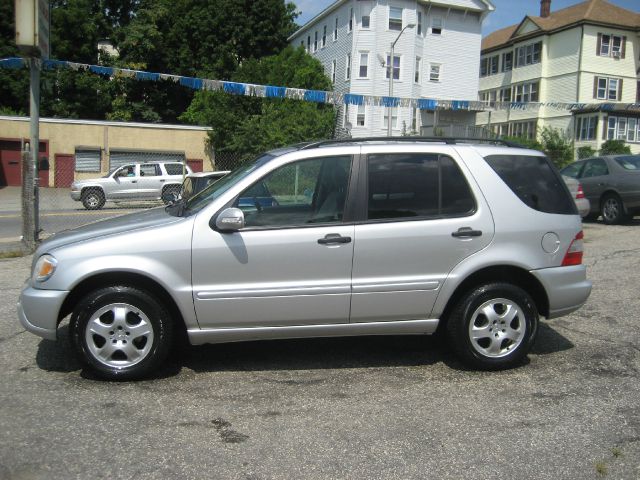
576, 184, 585, 199
562, 230, 584, 266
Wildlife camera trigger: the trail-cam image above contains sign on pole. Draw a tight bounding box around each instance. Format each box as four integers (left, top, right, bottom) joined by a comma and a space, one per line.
15, 0, 50, 59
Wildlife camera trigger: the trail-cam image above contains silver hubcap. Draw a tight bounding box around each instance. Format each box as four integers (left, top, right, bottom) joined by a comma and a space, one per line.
468, 298, 525, 358
86, 194, 100, 207
603, 198, 619, 221
85, 303, 154, 368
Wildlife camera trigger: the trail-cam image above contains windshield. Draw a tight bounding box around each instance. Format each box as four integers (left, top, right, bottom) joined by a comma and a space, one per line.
615, 155, 640, 171
180, 153, 275, 214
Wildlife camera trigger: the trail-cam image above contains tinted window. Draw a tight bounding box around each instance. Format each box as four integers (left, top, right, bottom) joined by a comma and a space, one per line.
367, 154, 475, 220
615, 155, 640, 170
581, 158, 609, 178
560, 162, 583, 179
164, 163, 185, 175
238, 156, 351, 228
484, 155, 575, 214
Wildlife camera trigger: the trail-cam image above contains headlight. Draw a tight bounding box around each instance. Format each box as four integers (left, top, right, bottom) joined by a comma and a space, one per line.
33, 254, 57, 283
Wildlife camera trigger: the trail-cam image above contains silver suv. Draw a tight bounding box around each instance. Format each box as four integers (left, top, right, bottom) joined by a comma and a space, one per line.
19, 139, 591, 380
70, 162, 192, 210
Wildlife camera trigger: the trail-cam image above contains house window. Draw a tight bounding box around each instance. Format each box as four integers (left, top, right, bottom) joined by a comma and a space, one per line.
331, 60, 336, 84
346, 53, 351, 80
599, 33, 624, 57
511, 121, 537, 140
386, 54, 400, 80
334, 17, 338, 41
480, 55, 498, 77
417, 11, 422, 35
322, 26, 327, 47
384, 108, 398, 130
357, 105, 366, 126
361, 15, 370, 28
389, 6, 403, 31
576, 116, 597, 141
300, 40, 304, 50
429, 63, 441, 82
314, 31, 318, 52
595, 76, 622, 100
307, 36, 311, 51
627, 118, 637, 142
502, 51, 513, 72
513, 81, 539, 102
500, 88, 511, 102
415, 57, 421, 83
617, 118, 627, 140
349, 8, 353, 32
431, 17, 443, 35
515, 42, 542, 67
359, 52, 369, 78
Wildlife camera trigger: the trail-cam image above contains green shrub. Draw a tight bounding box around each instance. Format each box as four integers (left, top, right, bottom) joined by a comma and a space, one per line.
600, 139, 631, 156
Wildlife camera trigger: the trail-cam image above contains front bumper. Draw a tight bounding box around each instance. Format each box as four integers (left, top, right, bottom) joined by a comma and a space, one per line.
531, 265, 592, 319
17, 282, 69, 341
70, 190, 81, 201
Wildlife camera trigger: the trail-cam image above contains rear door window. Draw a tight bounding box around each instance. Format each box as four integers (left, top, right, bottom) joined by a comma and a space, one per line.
581, 158, 609, 178
164, 163, 185, 175
367, 153, 475, 220
484, 154, 575, 214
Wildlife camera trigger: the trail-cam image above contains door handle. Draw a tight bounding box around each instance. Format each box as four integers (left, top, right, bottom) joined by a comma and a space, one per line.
160, 179, 166, 182
131, 180, 137, 183
318, 234, 352, 245
452, 227, 482, 238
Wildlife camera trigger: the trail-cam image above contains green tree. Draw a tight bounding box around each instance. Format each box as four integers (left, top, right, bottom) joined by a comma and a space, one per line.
600, 139, 631, 155
0, 0, 29, 115
181, 46, 335, 161
539, 126, 574, 168
576, 146, 597, 160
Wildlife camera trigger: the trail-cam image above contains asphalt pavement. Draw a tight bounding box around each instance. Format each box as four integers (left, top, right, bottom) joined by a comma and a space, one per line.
0, 221, 638, 479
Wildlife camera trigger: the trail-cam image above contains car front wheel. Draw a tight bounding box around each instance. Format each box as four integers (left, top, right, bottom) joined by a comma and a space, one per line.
81, 188, 105, 210
446, 283, 538, 370
70, 286, 173, 380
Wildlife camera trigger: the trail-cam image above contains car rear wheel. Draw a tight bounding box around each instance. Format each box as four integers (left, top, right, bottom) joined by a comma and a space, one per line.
601, 193, 629, 225
70, 286, 173, 380
81, 188, 105, 210
446, 283, 538, 370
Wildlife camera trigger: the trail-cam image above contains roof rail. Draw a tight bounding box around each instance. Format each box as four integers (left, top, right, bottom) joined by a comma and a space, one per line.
300, 136, 518, 149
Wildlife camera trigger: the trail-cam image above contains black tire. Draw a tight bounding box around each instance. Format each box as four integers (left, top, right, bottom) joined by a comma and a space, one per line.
601, 193, 629, 225
446, 283, 538, 370
70, 286, 173, 380
81, 188, 105, 210
162, 185, 181, 205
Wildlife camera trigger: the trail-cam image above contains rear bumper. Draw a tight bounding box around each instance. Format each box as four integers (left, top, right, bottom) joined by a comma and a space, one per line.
17, 282, 68, 341
531, 265, 591, 319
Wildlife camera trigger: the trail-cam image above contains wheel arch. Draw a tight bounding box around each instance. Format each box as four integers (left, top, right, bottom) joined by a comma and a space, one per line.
58, 271, 187, 336
600, 189, 626, 210
438, 265, 549, 328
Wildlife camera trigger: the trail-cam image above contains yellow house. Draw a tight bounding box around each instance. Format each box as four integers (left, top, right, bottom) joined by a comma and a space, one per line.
477, 0, 640, 155
0, 115, 213, 187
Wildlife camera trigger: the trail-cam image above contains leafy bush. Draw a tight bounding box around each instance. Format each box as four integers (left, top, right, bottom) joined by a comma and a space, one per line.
600, 140, 631, 156
539, 127, 574, 168
576, 146, 597, 160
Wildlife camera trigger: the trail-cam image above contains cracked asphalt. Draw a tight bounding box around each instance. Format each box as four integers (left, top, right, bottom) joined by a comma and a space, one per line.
0, 221, 639, 479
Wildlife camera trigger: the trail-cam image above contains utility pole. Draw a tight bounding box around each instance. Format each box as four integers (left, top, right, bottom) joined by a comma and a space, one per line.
15, 0, 49, 251
387, 23, 415, 137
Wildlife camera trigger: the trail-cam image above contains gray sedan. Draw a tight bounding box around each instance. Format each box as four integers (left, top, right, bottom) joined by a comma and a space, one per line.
560, 155, 640, 224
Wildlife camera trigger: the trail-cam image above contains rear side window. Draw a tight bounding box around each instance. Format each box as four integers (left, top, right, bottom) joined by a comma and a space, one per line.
484, 154, 575, 214
164, 163, 185, 175
367, 153, 475, 220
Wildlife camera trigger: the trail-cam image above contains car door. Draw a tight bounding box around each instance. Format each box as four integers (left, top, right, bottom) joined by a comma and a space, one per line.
137, 163, 163, 198
109, 164, 140, 199
350, 148, 494, 323
191, 154, 355, 328
578, 157, 609, 208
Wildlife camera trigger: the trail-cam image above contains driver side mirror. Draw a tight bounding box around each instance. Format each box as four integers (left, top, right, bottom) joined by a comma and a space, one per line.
162, 191, 179, 205
215, 208, 245, 232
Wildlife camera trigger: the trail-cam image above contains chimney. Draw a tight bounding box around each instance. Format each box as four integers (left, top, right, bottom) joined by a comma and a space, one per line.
540, 0, 551, 18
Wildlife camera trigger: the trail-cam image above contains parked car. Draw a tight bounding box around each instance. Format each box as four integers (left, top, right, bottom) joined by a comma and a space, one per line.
563, 175, 590, 218
19, 139, 591, 380
70, 162, 193, 210
560, 155, 640, 224
179, 171, 230, 201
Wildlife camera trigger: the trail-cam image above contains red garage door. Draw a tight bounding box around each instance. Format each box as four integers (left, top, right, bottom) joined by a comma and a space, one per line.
54, 154, 75, 188
0, 150, 22, 186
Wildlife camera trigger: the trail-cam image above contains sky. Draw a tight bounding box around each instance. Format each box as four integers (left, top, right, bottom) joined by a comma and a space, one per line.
292, 0, 640, 35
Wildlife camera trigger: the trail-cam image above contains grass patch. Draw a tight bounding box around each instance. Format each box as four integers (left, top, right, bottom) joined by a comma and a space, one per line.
0, 250, 24, 259
595, 461, 607, 477
611, 447, 623, 458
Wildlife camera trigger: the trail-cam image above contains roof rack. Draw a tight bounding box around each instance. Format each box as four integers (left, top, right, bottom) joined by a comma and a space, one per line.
300, 137, 523, 149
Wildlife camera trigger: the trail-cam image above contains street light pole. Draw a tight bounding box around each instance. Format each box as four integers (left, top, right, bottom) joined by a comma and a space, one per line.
387, 23, 415, 137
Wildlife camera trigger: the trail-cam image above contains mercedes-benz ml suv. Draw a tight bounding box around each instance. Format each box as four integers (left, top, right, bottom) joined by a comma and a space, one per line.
19, 139, 591, 380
